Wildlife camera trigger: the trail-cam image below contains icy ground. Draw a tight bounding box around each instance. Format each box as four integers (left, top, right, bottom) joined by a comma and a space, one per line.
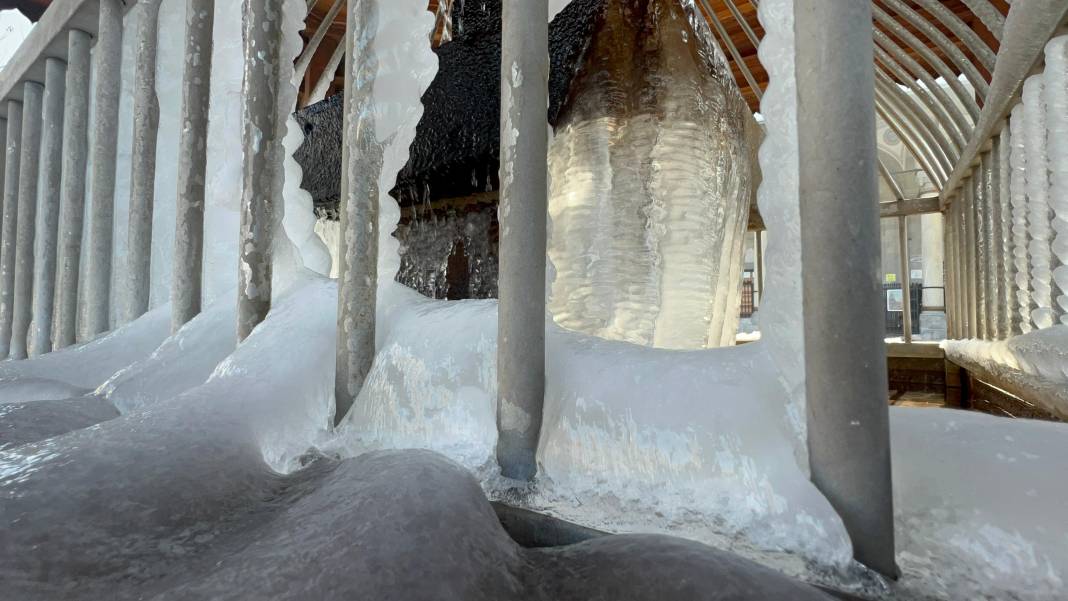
0, 277, 1065, 600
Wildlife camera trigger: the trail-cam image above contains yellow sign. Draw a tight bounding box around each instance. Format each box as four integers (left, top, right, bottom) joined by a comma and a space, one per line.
885, 274, 897, 284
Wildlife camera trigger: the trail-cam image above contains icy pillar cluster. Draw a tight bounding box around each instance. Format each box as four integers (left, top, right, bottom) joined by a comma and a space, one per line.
547, 0, 752, 350
1045, 36, 1068, 326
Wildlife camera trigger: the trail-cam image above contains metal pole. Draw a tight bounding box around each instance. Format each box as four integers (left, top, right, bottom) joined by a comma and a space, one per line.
0, 102, 21, 358
898, 216, 913, 343
172, 0, 215, 332
237, 0, 284, 340
84, 0, 123, 340
333, 0, 379, 426
794, 0, 897, 578
123, 0, 162, 325
9, 82, 44, 360
28, 57, 67, 357
53, 30, 92, 350
496, 0, 548, 481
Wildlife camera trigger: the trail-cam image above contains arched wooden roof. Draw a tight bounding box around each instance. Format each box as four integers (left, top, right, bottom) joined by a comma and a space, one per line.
297, 0, 1014, 197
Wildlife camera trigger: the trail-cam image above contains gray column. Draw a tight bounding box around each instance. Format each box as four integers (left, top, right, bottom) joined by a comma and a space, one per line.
172, 0, 215, 332
53, 30, 92, 350
28, 57, 67, 357
84, 0, 124, 339
123, 0, 162, 324
795, 1, 897, 577
9, 82, 44, 360
944, 207, 957, 339
0, 102, 22, 358
898, 216, 912, 343
957, 198, 970, 337
237, 0, 284, 341
334, 0, 380, 426
496, 0, 549, 482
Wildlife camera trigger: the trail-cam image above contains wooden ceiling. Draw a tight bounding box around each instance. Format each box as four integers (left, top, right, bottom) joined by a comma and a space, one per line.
299, 0, 1011, 113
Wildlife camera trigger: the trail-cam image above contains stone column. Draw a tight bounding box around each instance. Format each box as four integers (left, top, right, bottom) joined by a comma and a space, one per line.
237, 0, 284, 340
53, 30, 92, 351
84, 0, 124, 339
28, 57, 67, 357
334, 0, 380, 426
172, 0, 215, 332
0, 102, 21, 358
496, 0, 549, 482
794, 0, 898, 577
123, 0, 162, 325
9, 82, 44, 360
920, 212, 945, 339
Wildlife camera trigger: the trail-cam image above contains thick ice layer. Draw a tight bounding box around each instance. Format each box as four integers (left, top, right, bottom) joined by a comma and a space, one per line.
547, 0, 751, 350
943, 325, 1068, 384
1009, 104, 1033, 332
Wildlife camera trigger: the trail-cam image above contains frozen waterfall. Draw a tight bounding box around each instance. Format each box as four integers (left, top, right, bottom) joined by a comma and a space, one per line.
547, 0, 753, 350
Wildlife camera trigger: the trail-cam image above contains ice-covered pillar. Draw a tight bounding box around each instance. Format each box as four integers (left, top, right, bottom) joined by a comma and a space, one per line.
794, 0, 897, 577
333, 0, 379, 425
172, 0, 215, 332
943, 210, 955, 339
9, 82, 44, 360
53, 31, 92, 351
83, 0, 123, 340
28, 57, 67, 357
1043, 37, 1068, 326
898, 216, 913, 343
496, 0, 548, 481
982, 149, 1001, 340
237, 0, 284, 341
964, 178, 979, 338
975, 157, 989, 340
996, 125, 1014, 339
1023, 75, 1053, 330
123, 0, 162, 325
0, 102, 21, 358
1009, 105, 1032, 334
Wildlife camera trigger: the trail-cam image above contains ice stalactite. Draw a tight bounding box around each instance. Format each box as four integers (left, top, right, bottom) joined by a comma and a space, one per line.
547, 0, 752, 350
1044, 36, 1068, 326
1022, 75, 1054, 329
1009, 104, 1033, 333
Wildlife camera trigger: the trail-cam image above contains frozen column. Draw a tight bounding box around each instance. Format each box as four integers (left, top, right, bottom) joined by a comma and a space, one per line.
84, 0, 123, 340
123, 0, 162, 325
1023, 75, 1053, 329
1009, 105, 1031, 334
975, 160, 989, 339
794, 0, 897, 578
965, 177, 979, 338
0, 102, 21, 357
1044, 37, 1068, 325
53, 30, 92, 350
997, 124, 1015, 338
497, 0, 548, 481
334, 0, 380, 426
28, 57, 67, 357
9, 82, 44, 360
237, 0, 284, 341
172, 0, 215, 332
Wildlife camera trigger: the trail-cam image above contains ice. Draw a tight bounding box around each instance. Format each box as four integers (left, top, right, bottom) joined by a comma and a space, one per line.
1045, 36, 1068, 325
943, 324, 1068, 384
0, 1, 1066, 600
547, 0, 751, 350
1023, 75, 1055, 330
1010, 104, 1033, 332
